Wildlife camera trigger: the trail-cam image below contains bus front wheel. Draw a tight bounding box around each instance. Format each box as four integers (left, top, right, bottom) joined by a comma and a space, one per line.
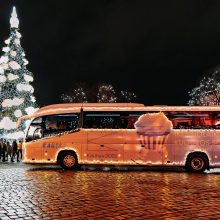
59, 151, 78, 170
185, 153, 208, 173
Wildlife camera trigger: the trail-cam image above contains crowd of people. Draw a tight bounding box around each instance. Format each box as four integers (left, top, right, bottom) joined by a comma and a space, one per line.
0, 139, 23, 162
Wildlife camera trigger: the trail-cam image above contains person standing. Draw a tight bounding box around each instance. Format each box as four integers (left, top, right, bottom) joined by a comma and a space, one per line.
0, 139, 3, 161
2, 139, 7, 162
12, 140, 18, 162
17, 139, 22, 161
6, 141, 13, 162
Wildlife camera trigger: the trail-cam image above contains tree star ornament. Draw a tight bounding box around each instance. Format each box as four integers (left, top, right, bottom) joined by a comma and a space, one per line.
10, 7, 19, 29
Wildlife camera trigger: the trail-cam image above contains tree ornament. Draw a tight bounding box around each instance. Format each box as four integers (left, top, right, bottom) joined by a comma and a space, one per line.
1, 63, 9, 70
22, 58, 29, 65
10, 50, 16, 57
16, 31, 21, 38
0, 75, 6, 83
4, 39, 10, 45
0, 56, 9, 63
0, 66, 4, 74
14, 109, 22, 117
14, 39, 20, 45
0, 117, 16, 130
9, 61, 21, 70
16, 84, 34, 92
24, 74, 33, 82
8, 73, 19, 81
2, 47, 10, 53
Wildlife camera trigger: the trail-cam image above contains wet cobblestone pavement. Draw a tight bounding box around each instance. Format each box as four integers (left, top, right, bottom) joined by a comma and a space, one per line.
0, 162, 220, 219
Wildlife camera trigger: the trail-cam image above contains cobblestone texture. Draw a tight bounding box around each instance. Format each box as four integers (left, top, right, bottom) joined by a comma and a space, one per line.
0, 162, 220, 219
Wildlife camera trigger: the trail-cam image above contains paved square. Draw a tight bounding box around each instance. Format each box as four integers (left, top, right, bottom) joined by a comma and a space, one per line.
0, 162, 220, 219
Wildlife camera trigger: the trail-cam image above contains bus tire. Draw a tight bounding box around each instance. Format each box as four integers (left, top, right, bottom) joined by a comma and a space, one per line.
185, 153, 208, 173
59, 151, 78, 170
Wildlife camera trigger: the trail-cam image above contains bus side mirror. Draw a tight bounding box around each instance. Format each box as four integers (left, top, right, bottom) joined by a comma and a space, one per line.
33, 128, 43, 140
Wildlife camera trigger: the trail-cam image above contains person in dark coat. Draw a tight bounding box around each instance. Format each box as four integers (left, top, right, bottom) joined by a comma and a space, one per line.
7, 141, 13, 162
2, 139, 7, 162
17, 139, 23, 161
0, 139, 3, 161
12, 140, 18, 162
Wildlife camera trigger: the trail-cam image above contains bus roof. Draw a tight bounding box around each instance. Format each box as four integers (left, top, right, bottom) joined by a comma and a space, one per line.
32, 103, 145, 117
27, 103, 220, 118
36, 102, 144, 111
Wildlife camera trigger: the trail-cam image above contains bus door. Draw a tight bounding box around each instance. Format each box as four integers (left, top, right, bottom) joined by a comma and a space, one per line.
83, 112, 126, 162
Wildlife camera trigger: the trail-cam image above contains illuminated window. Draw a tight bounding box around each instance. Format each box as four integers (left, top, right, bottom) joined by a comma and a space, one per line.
83, 112, 121, 129
166, 111, 220, 129
44, 114, 79, 135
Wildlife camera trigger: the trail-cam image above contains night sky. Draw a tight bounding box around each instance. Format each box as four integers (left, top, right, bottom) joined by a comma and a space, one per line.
1, 0, 220, 107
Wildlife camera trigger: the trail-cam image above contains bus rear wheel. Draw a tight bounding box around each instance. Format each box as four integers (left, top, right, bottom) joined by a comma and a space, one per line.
59, 151, 78, 170
185, 153, 208, 173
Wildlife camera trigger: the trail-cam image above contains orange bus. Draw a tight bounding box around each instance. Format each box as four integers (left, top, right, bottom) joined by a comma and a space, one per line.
22, 103, 220, 172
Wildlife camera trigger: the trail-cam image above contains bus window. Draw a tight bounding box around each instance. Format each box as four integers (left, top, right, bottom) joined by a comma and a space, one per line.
83, 113, 121, 129
44, 114, 79, 136
26, 117, 43, 142
166, 111, 220, 129
120, 113, 143, 129
82, 112, 149, 129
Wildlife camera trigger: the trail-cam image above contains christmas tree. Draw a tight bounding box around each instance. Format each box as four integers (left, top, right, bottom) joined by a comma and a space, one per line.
188, 75, 220, 106
0, 7, 38, 139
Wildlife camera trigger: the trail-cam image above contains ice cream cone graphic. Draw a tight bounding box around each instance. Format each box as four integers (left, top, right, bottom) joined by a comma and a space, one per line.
134, 112, 172, 152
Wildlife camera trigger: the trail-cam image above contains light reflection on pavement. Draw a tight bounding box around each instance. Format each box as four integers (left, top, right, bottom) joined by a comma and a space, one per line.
0, 162, 220, 219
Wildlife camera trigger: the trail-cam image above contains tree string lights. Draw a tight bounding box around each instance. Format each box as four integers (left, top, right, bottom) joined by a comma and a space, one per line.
0, 7, 38, 139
